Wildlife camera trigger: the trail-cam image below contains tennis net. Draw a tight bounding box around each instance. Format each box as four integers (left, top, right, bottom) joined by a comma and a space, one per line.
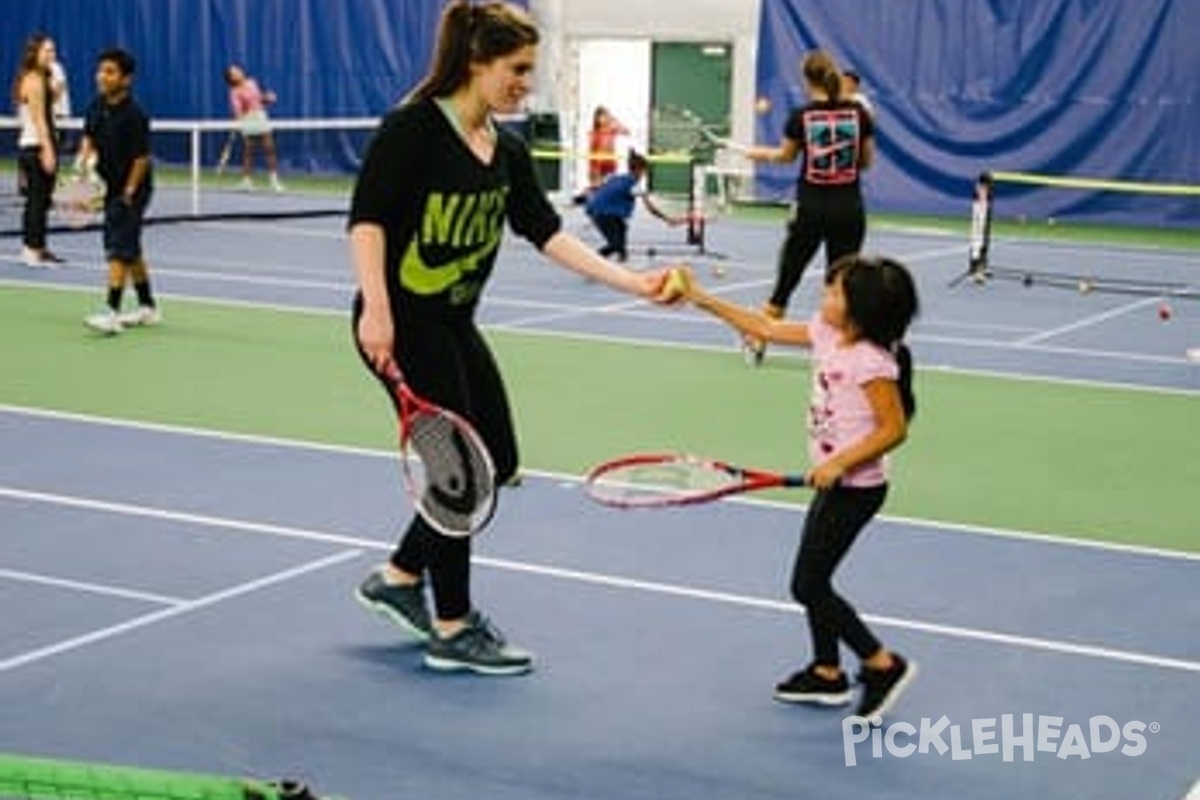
956, 170, 1200, 298
1, 116, 376, 237
0, 752, 345, 800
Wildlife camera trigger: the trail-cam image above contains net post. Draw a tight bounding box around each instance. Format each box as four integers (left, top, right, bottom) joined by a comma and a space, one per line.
949, 171, 994, 287
687, 158, 703, 247
190, 124, 202, 217
970, 171, 994, 279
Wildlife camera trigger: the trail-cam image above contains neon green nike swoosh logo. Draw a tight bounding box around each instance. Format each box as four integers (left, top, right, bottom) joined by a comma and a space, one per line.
398, 236, 500, 296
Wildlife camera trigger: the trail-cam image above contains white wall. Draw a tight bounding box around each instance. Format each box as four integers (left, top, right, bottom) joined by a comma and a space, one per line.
573, 41, 652, 191
554, 0, 761, 39
530, 0, 764, 173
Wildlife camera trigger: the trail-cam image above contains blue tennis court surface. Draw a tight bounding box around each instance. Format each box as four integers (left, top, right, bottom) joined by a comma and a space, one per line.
2, 211, 1198, 799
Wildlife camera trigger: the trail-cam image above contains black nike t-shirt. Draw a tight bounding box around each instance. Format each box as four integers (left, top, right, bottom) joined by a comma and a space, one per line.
350, 98, 562, 317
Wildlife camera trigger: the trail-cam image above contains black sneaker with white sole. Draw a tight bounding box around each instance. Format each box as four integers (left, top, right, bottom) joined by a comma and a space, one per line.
856, 654, 917, 721
774, 665, 853, 705
355, 568, 433, 642
423, 610, 533, 676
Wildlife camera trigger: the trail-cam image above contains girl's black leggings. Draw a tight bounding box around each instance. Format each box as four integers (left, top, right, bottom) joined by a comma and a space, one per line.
790, 483, 887, 667
352, 296, 518, 620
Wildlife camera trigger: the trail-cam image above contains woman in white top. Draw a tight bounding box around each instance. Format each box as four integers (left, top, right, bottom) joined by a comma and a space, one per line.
12, 33, 62, 266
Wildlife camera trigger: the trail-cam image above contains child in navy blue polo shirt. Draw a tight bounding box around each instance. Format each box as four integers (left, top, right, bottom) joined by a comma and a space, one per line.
77, 47, 159, 335
585, 150, 683, 262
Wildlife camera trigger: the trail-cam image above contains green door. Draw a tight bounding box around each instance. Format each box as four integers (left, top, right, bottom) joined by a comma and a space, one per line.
649, 42, 733, 196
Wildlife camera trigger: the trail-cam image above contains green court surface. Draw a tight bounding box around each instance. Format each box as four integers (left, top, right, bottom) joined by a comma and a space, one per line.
2, 284, 1196, 553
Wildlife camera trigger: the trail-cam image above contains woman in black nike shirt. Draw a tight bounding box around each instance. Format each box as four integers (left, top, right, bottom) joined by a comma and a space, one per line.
735, 50, 874, 364
349, 1, 678, 676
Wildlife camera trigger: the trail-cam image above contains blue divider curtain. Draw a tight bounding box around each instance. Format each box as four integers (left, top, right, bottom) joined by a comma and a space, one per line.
755, 0, 1199, 227
2, 0, 526, 172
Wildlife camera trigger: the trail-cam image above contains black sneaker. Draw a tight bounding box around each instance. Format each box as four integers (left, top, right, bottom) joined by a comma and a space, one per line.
856, 654, 917, 721
355, 568, 433, 642
423, 610, 533, 676
774, 665, 853, 706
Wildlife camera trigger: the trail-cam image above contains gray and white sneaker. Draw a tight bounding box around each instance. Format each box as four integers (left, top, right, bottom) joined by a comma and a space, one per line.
84, 309, 123, 335
355, 568, 433, 642
117, 305, 162, 327
424, 610, 533, 676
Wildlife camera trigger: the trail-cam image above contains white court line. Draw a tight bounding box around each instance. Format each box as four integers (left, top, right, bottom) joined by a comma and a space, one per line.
0, 549, 362, 673
1017, 294, 1164, 346
21, 266, 1187, 377
1183, 777, 1200, 800
3, 273, 1197, 385
4, 402, 1199, 561
921, 331, 1193, 370
2, 484, 1197, 675
0, 568, 183, 606
483, 556, 1200, 675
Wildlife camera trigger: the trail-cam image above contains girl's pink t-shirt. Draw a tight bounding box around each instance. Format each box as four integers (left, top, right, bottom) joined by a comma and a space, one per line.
806, 314, 899, 487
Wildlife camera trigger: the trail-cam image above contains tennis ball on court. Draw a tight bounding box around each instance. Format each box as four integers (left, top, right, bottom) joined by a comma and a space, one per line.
711, 265, 726, 278
754, 97, 772, 114
1078, 279, 1093, 294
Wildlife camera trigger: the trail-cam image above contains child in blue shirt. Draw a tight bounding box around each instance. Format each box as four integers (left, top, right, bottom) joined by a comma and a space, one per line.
585, 150, 682, 261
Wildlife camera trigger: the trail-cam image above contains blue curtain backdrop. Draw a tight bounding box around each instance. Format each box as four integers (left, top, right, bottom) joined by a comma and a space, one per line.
755, 0, 1199, 227
2, 0, 526, 172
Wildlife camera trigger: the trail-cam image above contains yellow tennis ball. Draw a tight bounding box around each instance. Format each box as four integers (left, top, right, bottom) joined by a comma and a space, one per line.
659, 268, 690, 302
754, 96, 772, 114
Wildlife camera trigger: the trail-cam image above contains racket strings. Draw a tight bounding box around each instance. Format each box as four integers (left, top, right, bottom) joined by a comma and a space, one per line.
588, 460, 737, 505
408, 413, 495, 531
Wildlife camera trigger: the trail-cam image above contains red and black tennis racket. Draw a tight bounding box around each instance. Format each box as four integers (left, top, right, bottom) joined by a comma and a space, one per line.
384, 371, 497, 537
584, 453, 809, 508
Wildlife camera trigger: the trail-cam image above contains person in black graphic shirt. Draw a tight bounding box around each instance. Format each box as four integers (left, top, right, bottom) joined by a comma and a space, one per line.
349, 0, 682, 677
728, 50, 874, 364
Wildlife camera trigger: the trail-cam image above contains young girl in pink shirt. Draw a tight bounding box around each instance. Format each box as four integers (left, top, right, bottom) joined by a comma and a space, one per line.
683, 253, 919, 722
224, 63, 282, 191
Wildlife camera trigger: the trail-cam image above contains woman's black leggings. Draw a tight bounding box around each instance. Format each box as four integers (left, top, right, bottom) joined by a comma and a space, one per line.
768, 201, 865, 311
790, 483, 887, 667
18, 147, 55, 251
352, 296, 519, 620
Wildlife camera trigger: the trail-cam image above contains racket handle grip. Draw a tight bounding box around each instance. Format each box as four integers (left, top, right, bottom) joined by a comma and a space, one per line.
380, 362, 405, 387
782, 475, 809, 488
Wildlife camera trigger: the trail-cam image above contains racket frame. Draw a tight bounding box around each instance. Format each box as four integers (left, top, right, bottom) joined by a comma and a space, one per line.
54, 174, 103, 228
216, 130, 238, 174
386, 375, 497, 538
584, 452, 807, 508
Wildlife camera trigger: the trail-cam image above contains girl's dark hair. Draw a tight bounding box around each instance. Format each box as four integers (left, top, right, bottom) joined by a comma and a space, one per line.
828, 255, 921, 418
11, 33, 51, 107
409, 1, 539, 103
802, 50, 841, 102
